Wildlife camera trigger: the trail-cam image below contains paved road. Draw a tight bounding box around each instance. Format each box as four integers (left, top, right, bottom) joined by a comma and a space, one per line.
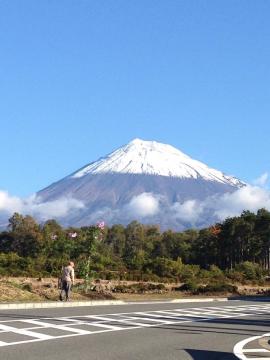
0, 300, 270, 360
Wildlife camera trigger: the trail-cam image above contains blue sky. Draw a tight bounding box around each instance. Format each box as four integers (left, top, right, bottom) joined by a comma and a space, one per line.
0, 0, 270, 196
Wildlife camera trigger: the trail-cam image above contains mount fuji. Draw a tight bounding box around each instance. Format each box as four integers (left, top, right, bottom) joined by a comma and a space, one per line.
38, 139, 245, 229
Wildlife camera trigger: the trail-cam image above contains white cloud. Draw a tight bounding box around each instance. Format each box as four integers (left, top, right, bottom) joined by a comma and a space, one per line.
0, 190, 84, 221
212, 185, 270, 220
0, 191, 24, 214
253, 172, 269, 187
170, 174, 270, 225
75, 193, 161, 226
84, 207, 120, 224
28, 195, 85, 220
126, 192, 160, 217
171, 199, 204, 223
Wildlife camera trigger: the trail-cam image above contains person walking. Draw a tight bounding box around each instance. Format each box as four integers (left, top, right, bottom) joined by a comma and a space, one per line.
59, 261, 75, 301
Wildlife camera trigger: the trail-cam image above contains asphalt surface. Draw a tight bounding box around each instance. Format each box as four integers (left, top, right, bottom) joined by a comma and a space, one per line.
0, 300, 270, 360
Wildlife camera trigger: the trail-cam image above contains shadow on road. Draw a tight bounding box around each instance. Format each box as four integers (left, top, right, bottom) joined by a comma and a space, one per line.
128, 312, 270, 337
0, 312, 62, 320
155, 322, 259, 336
229, 296, 270, 302
211, 314, 270, 330
185, 349, 238, 360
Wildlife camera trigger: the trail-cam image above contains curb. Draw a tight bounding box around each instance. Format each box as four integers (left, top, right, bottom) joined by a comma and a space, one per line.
0, 297, 230, 310
0, 300, 126, 310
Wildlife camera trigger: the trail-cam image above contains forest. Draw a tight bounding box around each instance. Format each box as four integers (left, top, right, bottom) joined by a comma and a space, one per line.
0, 209, 270, 283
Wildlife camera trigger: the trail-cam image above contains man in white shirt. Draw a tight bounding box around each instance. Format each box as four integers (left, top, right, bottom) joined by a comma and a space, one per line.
59, 261, 75, 301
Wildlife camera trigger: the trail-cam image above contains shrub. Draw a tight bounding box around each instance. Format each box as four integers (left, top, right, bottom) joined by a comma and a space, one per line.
226, 270, 245, 283
199, 266, 226, 283
197, 282, 237, 294
112, 282, 167, 294
208, 265, 226, 280
22, 283, 33, 292
235, 262, 264, 281
179, 264, 200, 282
178, 280, 199, 292
0, 253, 28, 276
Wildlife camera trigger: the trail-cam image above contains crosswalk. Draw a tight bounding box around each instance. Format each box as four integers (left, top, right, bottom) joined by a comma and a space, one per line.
0, 303, 270, 348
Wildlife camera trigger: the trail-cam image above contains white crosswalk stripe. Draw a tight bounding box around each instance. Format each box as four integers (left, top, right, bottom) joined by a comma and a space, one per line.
0, 303, 269, 348
21, 319, 92, 335
0, 323, 53, 341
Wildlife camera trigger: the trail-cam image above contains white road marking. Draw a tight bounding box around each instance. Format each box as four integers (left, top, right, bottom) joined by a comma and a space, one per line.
21, 319, 92, 335
243, 358, 270, 360
88, 315, 154, 327
0, 303, 269, 348
83, 323, 123, 330
124, 316, 167, 323
159, 311, 210, 319
138, 312, 186, 320
234, 332, 270, 360
243, 348, 269, 353
0, 323, 53, 342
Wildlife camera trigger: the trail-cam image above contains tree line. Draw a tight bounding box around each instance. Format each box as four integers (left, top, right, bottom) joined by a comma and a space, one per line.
0, 209, 270, 281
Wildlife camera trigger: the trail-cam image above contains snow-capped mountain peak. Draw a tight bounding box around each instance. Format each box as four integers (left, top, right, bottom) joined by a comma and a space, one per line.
71, 139, 243, 187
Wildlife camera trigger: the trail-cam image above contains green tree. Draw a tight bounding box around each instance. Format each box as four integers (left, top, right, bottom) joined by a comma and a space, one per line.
124, 221, 145, 270
8, 213, 42, 257
106, 224, 126, 257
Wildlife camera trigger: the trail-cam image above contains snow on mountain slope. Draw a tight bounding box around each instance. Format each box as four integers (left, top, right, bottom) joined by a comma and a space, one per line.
72, 138, 243, 187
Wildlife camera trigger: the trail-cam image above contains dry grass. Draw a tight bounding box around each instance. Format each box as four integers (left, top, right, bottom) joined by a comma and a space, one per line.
0, 277, 269, 303
113, 292, 184, 301
0, 281, 42, 302
0, 277, 89, 302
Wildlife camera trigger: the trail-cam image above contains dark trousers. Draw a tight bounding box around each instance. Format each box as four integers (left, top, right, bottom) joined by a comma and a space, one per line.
60, 280, 72, 301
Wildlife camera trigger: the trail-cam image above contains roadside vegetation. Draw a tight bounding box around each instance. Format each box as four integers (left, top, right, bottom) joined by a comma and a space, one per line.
0, 209, 270, 301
